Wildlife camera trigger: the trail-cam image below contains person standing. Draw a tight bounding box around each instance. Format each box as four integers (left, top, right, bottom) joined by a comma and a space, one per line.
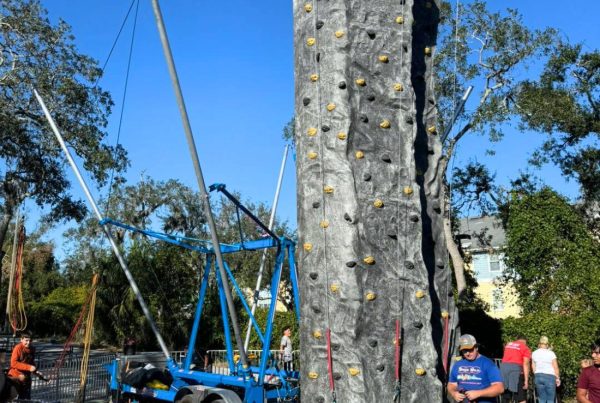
280, 327, 293, 372
576, 339, 600, 403
532, 336, 560, 403
500, 335, 531, 403
7, 332, 36, 399
447, 334, 504, 402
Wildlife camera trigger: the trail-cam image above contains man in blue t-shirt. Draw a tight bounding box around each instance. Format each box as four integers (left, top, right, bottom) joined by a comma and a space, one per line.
448, 334, 504, 402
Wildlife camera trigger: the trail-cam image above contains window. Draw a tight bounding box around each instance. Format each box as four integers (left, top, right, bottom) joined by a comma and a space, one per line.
492, 288, 504, 311
489, 253, 501, 272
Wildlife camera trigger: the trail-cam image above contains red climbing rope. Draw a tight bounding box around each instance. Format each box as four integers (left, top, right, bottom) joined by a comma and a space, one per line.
9, 223, 27, 333
442, 315, 450, 374
326, 328, 337, 402
395, 320, 401, 380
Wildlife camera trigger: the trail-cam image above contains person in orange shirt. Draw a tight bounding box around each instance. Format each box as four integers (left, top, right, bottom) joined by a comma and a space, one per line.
8, 332, 36, 399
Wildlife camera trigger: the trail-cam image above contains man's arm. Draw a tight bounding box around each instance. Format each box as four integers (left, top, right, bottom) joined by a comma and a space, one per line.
552, 359, 560, 386
446, 382, 466, 402
464, 382, 504, 401
10, 345, 35, 373
523, 357, 530, 389
577, 388, 592, 403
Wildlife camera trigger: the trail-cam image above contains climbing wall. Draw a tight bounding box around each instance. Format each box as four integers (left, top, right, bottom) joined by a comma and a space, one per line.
294, 0, 456, 402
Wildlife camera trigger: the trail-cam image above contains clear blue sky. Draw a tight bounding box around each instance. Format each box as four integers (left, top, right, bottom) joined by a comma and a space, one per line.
36, 0, 599, 251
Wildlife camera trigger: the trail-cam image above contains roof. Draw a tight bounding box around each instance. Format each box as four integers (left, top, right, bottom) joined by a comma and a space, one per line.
458, 216, 505, 250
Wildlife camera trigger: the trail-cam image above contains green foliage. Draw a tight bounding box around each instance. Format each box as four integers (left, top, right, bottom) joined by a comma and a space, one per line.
27, 285, 87, 337
502, 188, 600, 395
239, 308, 299, 351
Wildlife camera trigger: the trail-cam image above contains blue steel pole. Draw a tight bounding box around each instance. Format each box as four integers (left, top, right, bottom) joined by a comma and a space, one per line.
184, 256, 213, 370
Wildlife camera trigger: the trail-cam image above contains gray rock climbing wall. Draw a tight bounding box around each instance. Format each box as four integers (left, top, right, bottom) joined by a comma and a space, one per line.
294, 0, 456, 402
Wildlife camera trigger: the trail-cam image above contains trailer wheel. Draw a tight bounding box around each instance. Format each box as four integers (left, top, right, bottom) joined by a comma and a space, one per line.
178, 394, 202, 403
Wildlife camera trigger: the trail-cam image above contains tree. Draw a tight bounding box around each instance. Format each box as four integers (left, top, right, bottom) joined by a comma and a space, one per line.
502, 188, 600, 395
0, 0, 127, 269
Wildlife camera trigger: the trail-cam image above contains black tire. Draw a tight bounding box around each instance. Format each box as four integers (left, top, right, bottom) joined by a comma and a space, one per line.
178, 394, 202, 403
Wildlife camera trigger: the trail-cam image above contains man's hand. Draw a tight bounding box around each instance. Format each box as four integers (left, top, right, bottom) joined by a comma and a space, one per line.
465, 389, 482, 401
451, 390, 466, 402
523, 379, 528, 390
30, 365, 36, 373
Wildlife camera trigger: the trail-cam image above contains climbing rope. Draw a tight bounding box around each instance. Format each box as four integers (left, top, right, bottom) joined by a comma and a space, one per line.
325, 329, 337, 403
76, 274, 99, 403
8, 217, 27, 334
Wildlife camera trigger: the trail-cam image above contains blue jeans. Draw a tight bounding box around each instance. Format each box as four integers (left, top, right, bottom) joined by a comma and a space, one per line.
535, 373, 556, 403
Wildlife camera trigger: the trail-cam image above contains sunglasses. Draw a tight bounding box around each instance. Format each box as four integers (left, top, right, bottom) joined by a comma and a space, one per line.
461, 347, 476, 353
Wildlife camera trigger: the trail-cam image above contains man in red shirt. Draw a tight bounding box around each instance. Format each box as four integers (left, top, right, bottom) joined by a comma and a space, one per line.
577, 340, 600, 403
500, 335, 531, 403
8, 332, 36, 399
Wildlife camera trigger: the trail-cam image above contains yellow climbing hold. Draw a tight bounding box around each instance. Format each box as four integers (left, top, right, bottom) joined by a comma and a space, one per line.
308, 151, 318, 160
415, 368, 426, 376
326, 103, 336, 111
380, 120, 391, 129
373, 199, 384, 208
303, 243, 313, 252
330, 284, 340, 293
427, 125, 437, 134
348, 368, 361, 376
307, 127, 318, 136
310, 74, 319, 82
308, 372, 319, 379
395, 16, 404, 24
355, 150, 365, 159
304, 3, 313, 12
366, 292, 377, 301
363, 256, 375, 265
337, 132, 347, 140
313, 330, 322, 339
403, 186, 414, 196
307, 37, 316, 46
394, 83, 404, 92
441, 311, 449, 319
320, 220, 329, 228
424, 47, 432, 56
324, 185, 334, 194
335, 30, 345, 38
415, 290, 425, 299
378, 55, 389, 63
355, 78, 366, 86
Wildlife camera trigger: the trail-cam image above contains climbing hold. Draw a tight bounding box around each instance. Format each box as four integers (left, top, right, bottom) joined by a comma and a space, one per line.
324, 185, 334, 194
307, 127, 317, 136
326, 103, 336, 111
376, 364, 385, 372
348, 368, 360, 376
308, 151, 318, 160
369, 339, 378, 348
413, 321, 423, 329
355, 151, 365, 159
366, 292, 377, 301
436, 258, 445, 268
321, 125, 330, 132
303, 243, 313, 252
346, 261, 357, 268
312, 201, 320, 208
403, 186, 413, 196
394, 83, 404, 92
367, 94, 375, 102
310, 74, 319, 82
313, 330, 322, 339
309, 272, 318, 280
304, 3, 313, 12
307, 38, 316, 46
320, 220, 329, 228
337, 132, 347, 140
363, 173, 372, 182
378, 55, 389, 63
441, 311, 449, 319
409, 213, 420, 222
363, 256, 375, 265
366, 29, 376, 39
432, 199, 441, 213
316, 20, 324, 30
308, 372, 319, 379
359, 114, 369, 123
303, 97, 311, 106
373, 199, 384, 208
330, 284, 340, 293
405, 261, 415, 270
332, 344, 340, 352
395, 16, 404, 24
335, 30, 345, 38
338, 81, 347, 89
381, 154, 392, 163
387, 230, 397, 239
427, 125, 437, 134
424, 47, 432, 56
415, 290, 425, 299
380, 120, 391, 129
405, 116, 414, 124
355, 78, 366, 86
343, 213, 353, 223
415, 368, 426, 376
315, 53, 321, 63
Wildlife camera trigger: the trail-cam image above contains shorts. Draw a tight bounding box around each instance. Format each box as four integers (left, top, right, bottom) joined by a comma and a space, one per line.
515, 373, 527, 401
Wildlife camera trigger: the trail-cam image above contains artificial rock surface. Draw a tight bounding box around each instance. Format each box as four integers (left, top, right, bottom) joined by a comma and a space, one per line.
294, 1, 456, 402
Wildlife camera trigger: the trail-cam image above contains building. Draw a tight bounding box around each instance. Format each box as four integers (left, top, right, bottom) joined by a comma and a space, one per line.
459, 216, 520, 319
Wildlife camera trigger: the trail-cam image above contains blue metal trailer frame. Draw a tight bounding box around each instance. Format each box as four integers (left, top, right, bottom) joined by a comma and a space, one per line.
105, 184, 300, 402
